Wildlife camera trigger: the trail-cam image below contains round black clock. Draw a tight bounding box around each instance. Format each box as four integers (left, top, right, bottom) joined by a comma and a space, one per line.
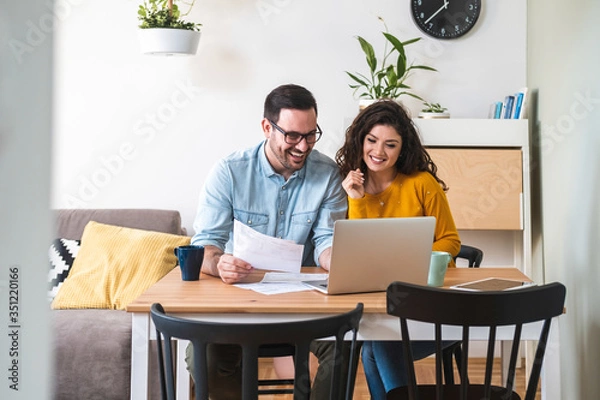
411, 0, 481, 39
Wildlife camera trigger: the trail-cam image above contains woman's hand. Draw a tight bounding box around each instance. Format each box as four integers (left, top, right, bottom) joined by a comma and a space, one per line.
342, 168, 365, 199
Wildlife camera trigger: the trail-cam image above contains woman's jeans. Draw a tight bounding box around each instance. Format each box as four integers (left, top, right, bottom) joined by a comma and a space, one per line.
361, 340, 457, 400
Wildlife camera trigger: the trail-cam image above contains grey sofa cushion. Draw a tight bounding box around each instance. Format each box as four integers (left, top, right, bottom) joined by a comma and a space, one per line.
54, 208, 186, 240
51, 310, 132, 400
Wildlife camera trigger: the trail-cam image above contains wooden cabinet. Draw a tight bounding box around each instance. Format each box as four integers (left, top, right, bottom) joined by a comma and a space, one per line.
427, 148, 523, 230
413, 119, 533, 278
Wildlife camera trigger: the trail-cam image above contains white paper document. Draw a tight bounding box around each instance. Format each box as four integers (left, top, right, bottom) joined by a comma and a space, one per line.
234, 272, 329, 295
261, 272, 328, 283
233, 220, 304, 273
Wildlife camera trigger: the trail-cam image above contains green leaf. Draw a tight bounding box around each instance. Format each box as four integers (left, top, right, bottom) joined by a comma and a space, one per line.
383, 32, 406, 60
409, 65, 438, 72
172, 4, 180, 19
346, 72, 371, 87
385, 65, 397, 87
396, 53, 407, 79
402, 92, 425, 101
357, 36, 377, 73
402, 37, 421, 46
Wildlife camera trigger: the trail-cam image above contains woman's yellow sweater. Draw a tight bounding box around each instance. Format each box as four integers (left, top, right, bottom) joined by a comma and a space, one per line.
348, 171, 461, 267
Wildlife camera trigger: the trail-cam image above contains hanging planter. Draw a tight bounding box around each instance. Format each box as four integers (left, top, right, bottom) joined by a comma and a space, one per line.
139, 28, 201, 56
137, 0, 202, 56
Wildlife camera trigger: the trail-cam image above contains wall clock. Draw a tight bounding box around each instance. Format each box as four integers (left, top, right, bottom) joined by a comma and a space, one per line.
411, 0, 481, 39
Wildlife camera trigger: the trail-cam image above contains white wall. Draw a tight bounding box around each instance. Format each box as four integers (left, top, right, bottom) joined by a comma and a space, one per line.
51, 0, 526, 234
528, 0, 600, 398
0, 1, 53, 398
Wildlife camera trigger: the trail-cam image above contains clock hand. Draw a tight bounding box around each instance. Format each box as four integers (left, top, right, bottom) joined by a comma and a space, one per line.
424, 0, 449, 24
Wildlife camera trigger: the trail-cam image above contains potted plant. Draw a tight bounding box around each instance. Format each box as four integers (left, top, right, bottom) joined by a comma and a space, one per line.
419, 101, 450, 119
137, 0, 202, 56
346, 17, 437, 110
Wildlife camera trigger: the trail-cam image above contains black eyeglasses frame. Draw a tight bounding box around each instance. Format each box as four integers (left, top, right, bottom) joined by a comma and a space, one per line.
268, 119, 323, 145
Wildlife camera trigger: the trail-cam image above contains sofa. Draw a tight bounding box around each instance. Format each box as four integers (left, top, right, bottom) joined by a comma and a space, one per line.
50, 209, 188, 400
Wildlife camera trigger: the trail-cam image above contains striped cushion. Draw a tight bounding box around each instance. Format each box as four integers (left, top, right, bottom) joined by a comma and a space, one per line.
48, 238, 81, 301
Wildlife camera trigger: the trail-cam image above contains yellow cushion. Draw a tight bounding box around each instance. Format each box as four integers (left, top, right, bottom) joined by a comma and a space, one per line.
51, 221, 190, 310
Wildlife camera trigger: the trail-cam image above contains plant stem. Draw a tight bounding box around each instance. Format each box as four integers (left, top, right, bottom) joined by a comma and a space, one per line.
168, 0, 173, 16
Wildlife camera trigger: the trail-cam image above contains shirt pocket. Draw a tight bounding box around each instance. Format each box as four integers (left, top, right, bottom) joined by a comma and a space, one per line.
291, 211, 318, 226
290, 211, 318, 241
233, 210, 269, 228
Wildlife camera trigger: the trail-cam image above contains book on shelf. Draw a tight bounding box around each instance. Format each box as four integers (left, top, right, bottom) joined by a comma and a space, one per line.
515, 87, 528, 119
513, 92, 524, 118
489, 101, 503, 119
489, 87, 528, 119
503, 95, 515, 119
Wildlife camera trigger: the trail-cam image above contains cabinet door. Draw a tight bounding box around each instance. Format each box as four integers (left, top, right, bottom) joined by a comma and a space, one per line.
427, 148, 523, 230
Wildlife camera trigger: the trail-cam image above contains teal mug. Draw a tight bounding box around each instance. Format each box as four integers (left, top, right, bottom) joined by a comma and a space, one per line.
428, 251, 452, 287
174, 245, 204, 281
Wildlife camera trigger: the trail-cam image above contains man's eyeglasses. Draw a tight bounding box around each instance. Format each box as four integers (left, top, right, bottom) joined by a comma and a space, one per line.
269, 120, 323, 145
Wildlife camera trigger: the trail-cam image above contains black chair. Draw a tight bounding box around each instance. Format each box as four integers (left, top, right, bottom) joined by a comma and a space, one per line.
257, 343, 296, 395
385, 281, 566, 400
453, 244, 484, 268
443, 244, 485, 384
151, 302, 364, 400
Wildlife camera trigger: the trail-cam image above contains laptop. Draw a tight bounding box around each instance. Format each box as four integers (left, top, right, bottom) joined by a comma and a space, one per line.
304, 217, 436, 295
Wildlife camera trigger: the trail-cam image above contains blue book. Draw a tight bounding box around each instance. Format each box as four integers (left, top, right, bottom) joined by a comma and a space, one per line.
503, 95, 515, 119
493, 101, 503, 119
513, 92, 524, 119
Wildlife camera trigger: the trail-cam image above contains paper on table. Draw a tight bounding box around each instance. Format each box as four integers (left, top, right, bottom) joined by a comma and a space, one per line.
233, 220, 304, 273
261, 272, 328, 283
234, 281, 312, 295
234, 273, 329, 295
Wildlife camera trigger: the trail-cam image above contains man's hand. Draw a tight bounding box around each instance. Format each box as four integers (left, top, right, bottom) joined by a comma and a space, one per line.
342, 168, 365, 199
217, 254, 254, 284
318, 247, 332, 271
202, 245, 254, 284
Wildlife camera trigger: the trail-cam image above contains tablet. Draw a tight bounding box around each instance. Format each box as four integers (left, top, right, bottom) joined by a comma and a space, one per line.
450, 277, 536, 292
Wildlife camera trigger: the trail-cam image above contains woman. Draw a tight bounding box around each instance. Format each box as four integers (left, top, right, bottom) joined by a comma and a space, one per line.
335, 99, 460, 399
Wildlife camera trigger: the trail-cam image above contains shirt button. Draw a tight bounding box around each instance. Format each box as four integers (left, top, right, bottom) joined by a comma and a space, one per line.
307, 219, 311, 223
247, 220, 252, 224
280, 210, 284, 215
282, 185, 286, 190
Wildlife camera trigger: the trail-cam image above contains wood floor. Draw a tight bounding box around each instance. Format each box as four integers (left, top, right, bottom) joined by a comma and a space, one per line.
257, 357, 540, 399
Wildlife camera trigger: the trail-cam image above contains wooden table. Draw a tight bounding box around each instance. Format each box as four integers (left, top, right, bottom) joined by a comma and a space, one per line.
127, 268, 560, 400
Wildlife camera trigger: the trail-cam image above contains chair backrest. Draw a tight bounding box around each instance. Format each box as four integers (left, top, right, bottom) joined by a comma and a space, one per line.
386, 281, 566, 400
453, 244, 483, 267
151, 303, 364, 400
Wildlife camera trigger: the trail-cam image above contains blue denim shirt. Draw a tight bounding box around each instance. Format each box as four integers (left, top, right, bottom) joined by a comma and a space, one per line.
191, 141, 348, 266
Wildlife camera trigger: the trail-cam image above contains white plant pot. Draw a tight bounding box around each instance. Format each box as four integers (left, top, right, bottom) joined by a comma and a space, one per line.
359, 99, 378, 111
138, 28, 201, 56
418, 111, 450, 119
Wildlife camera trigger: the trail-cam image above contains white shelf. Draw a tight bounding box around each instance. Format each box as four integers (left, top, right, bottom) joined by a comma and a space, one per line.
414, 118, 529, 147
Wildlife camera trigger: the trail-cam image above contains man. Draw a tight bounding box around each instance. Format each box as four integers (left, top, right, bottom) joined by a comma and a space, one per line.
188, 84, 349, 399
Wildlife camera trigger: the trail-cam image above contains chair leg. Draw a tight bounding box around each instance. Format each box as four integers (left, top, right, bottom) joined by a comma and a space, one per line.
442, 342, 470, 385
453, 344, 468, 384
442, 345, 455, 385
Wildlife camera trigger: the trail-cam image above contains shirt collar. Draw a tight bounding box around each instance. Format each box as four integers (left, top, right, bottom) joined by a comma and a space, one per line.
259, 140, 307, 181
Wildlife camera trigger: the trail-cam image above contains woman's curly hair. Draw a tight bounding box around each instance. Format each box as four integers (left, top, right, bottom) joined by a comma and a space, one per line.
335, 99, 447, 191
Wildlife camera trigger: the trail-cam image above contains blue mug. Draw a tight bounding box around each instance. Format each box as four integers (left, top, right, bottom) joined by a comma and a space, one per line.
174, 245, 204, 281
